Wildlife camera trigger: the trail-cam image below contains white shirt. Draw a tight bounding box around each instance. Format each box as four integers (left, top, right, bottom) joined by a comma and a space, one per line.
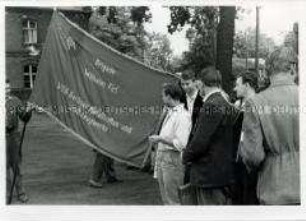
186, 90, 198, 115
158, 104, 192, 152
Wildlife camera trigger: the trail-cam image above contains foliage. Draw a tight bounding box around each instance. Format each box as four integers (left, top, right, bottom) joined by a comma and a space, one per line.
168, 7, 219, 73
233, 28, 277, 59
144, 32, 173, 72
88, 7, 151, 61
167, 6, 236, 95
90, 6, 176, 72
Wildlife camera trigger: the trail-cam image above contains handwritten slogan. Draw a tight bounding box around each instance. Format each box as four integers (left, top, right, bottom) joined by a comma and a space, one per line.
29, 11, 177, 167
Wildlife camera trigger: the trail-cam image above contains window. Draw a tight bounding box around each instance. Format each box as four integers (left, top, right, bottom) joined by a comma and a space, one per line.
24, 64, 37, 88
22, 19, 37, 44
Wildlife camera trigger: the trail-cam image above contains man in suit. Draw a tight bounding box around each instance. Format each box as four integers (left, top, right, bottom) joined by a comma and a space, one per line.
182, 66, 238, 205
239, 46, 299, 205
179, 69, 203, 184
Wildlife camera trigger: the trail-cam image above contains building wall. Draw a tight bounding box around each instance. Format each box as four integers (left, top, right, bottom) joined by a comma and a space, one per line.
5, 7, 92, 97
5, 7, 53, 89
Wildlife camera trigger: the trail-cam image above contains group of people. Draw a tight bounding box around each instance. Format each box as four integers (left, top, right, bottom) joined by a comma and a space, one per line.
6, 46, 299, 206
149, 45, 300, 205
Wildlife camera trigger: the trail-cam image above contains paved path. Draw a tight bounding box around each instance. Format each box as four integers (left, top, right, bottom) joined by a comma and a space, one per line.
17, 112, 161, 205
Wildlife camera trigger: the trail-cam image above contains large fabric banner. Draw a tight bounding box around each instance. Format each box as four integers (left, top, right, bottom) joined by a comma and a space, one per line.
30, 11, 178, 167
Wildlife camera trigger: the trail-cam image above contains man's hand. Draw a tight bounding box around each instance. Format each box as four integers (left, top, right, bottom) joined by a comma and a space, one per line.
148, 135, 162, 144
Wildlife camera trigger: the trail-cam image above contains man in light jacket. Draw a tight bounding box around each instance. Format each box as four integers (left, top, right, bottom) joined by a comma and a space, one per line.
239, 46, 300, 205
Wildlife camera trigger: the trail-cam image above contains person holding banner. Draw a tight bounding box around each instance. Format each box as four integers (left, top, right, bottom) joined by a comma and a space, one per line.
149, 83, 192, 205
6, 79, 32, 204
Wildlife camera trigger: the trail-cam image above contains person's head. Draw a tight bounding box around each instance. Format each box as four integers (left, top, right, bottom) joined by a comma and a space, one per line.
234, 71, 258, 99
265, 46, 298, 80
162, 83, 185, 107
6, 79, 11, 94
197, 66, 222, 96
180, 69, 198, 96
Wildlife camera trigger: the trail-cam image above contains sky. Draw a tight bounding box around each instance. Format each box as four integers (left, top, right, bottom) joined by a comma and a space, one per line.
144, 3, 303, 56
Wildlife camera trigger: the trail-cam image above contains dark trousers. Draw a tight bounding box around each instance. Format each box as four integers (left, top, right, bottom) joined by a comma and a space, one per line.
91, 152, 117, 182
193, 186, 232, 205
6, 134, 26, 203
183, 165, 191, 184
232, 161, 259, 205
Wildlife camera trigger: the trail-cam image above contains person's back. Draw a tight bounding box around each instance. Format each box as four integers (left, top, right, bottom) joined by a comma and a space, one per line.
247, 77, 299, 204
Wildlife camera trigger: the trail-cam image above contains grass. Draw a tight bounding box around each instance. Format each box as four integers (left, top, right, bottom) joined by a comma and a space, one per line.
15, 112, 162, 205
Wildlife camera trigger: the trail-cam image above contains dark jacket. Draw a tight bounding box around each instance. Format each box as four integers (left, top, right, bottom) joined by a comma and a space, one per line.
181, 92, 203, 138
6, 94, 32, 167
183, 91, 238, 188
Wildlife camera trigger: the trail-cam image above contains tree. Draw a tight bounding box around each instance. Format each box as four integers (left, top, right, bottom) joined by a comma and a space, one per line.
88, 7, 151, 61
168, 7, 218, 72
144, 32, 173, 72
168, 6, 236, 95
233, 28, 276, 59
216, 7, 236, 95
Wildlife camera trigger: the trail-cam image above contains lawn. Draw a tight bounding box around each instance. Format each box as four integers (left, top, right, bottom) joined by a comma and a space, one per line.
15, 112, 162, 205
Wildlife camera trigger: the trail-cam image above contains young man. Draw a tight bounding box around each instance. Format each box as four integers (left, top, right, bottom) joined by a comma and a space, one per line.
239, 46, 299, 205
233, 71, 259, 205
180, 69, 203, 129
6, 79, 32, 203
234, 71, 258, 109
182, 66, 238, 205
179, 69, 203, 184
149, 83, 191, 205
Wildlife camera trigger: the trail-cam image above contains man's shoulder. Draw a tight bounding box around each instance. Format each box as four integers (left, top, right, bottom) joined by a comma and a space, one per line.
206, 92, 231, 107
247, 91, 268, 105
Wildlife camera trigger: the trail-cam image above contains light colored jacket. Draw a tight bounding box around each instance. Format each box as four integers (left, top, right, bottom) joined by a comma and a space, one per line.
239, 75, 299, 205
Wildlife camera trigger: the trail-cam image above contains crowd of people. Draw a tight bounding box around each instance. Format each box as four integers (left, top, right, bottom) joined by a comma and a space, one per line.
149, 45, 299, 205
5, 46, 299, 205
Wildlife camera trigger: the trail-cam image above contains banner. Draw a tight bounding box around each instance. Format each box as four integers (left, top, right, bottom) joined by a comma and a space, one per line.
30, 11, 178, 167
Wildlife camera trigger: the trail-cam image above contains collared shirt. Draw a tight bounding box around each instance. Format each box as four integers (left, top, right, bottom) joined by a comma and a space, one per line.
186, 90, 198, 115
158, 104, 192, 152
203, 88, 228, 103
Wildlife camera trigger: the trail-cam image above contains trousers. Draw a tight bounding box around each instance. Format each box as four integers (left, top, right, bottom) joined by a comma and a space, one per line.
155, 149, 184, 205
91, 151, 116, 182
193, 186, 232, 205
6, 133, 26, 203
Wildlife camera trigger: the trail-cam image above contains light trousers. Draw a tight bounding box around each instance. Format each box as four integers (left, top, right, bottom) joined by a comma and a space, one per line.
155, 149, 184, 205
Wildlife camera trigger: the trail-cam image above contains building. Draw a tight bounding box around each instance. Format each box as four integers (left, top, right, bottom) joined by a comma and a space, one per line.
5, 6, 92, 100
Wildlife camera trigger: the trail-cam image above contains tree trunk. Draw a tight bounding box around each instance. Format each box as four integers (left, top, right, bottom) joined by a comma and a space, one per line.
216, 7, 236, 97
